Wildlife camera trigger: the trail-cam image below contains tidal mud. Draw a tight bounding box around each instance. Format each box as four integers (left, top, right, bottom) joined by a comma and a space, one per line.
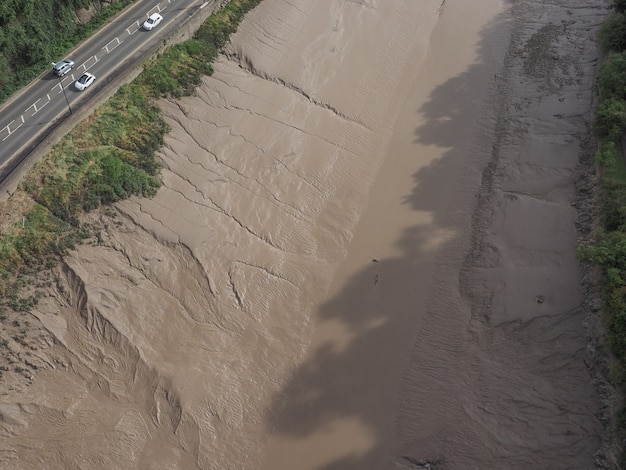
0, 0, 612, 468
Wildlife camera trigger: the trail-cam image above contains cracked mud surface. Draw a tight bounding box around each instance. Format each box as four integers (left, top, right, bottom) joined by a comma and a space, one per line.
0, 0, 615, 468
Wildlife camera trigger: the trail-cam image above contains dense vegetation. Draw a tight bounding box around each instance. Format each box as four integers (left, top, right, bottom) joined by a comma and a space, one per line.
0, 0, 139, 104
577, 0, 626, 458
0, 0, 262, 313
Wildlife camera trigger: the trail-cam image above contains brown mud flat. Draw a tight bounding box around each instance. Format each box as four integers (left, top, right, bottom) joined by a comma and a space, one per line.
0, 0, 617, 469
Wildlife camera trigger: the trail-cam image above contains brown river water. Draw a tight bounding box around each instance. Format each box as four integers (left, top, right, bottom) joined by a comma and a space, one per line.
0, 0, 612, 468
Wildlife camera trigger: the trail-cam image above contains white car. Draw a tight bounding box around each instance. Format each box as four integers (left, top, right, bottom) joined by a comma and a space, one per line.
143, 13, 163, 31
74, 72, 96, 91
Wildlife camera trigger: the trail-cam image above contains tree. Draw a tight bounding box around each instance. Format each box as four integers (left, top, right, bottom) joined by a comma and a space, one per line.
595, 97, 626, 141
599, 12, 626, 51
615, 0, 626, 13
596, 51, 626, 100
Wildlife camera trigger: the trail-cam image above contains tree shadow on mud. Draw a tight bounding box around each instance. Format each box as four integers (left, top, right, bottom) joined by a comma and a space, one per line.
259, 10, 513, 470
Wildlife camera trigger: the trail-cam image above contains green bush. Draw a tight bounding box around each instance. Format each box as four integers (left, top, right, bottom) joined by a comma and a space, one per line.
4, 204, 79, 270
84, 154, 160, 207
83, 84, 168, 175
138, 41, 215, 99
599, 12, 626, 51
579, 229, 626, 382
195, 0, 262, 49
596, 97, 626, 140
597, 51, 626, 100
602, 177, 626, 231
579, 230, 626, 267
616, 0, 626, 13
597, 140, 620, 166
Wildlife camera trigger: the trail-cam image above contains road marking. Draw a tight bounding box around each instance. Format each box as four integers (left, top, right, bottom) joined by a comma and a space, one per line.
22, 94, 50, 117
1, 0, 183, 148
51, 76, 70, 94
25, 100, 39, 117
3, 119, 24, 141
128, 0, 179, 35
0, 120, 14, 141
38, 95, 51, 112
79, 56, 98, 73
103, 37, 123, 54
126, 20, 141, 35
51, 76, 73, 94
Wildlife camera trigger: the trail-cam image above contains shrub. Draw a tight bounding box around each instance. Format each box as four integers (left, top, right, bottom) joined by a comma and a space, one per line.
616, 0, 626, 13
597, 140, 620, 165
604, 177, 626, 231
83, 154, 160, 207
595, 97, 626, 140
599, 12, 626, 51
596, 51, 626, 100
578, 230, 626, 267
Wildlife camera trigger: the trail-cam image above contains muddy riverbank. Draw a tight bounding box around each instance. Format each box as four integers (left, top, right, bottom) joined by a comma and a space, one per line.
0, 0, 614, 468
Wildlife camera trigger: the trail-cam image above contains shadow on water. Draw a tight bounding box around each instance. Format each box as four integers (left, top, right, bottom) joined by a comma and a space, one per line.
260, 8, 517, 470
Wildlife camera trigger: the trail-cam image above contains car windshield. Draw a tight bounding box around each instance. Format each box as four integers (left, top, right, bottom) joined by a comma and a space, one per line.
79, 75, 89, 84
147, 18, 155, 24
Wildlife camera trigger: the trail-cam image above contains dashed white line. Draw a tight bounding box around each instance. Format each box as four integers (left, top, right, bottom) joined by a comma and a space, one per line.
103, 37, 123, 54
25, 101, 38, 116
78, 56, 98, 73
126, 21, 141, 35
38, 96, 51, 112
1, 120, 15, 141
11, 120, 23, 135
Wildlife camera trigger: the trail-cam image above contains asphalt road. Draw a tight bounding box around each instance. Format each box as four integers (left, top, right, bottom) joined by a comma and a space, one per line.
0, 0, 206, 181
